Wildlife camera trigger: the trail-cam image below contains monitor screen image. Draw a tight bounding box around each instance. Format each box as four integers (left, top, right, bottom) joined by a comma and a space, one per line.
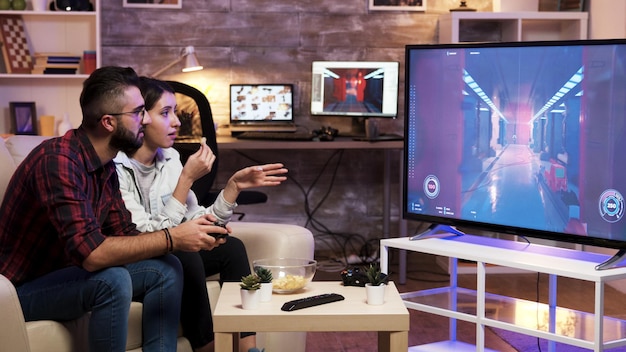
403, 39, 626, 264
311, 61, 399, 118
230, 84, 293, 123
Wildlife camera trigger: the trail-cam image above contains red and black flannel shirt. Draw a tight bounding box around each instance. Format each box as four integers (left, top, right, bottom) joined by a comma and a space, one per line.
0, 128, 139, 285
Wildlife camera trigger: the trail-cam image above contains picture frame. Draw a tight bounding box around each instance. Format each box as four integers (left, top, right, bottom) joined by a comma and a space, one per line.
123, 0, 182, 9
9, 102, 37, 135
369, 0, 426, 12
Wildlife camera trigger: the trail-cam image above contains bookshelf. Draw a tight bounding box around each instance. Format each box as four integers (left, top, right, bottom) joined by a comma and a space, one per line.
0, 2, 100, 134
439, 11, 588, 43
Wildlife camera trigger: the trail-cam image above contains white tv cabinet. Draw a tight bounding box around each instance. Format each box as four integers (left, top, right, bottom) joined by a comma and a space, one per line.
380, 235, 626, 352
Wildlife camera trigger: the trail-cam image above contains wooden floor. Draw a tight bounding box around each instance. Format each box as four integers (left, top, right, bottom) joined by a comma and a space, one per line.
305, 250, 626, 352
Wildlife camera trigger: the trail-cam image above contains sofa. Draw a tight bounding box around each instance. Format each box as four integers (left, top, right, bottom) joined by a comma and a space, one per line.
0, 135, 314, 352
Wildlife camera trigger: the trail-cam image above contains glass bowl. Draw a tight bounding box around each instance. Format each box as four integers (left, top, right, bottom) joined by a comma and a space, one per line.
253, 258, 317, 294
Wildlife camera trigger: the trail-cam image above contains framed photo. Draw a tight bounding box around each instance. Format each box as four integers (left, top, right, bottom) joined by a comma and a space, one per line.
123, 0, 182, 9
369, 0, 426, 12
9, 102, 37, 135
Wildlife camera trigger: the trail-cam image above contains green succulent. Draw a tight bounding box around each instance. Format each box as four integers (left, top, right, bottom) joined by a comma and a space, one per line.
365, 264, 388, 286
240, 274, 261, 290
254, 266, 273, 284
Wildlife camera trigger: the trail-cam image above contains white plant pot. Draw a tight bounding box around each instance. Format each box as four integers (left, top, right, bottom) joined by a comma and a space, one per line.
259, 282, 273, 302
240, 289, 260, 310
365, 283, 386, 305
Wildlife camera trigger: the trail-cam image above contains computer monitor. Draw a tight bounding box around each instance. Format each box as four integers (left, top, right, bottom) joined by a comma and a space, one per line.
310, 61, 399, 119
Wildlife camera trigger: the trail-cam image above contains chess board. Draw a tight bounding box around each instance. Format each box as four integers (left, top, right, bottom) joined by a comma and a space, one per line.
0, 15, 33, 74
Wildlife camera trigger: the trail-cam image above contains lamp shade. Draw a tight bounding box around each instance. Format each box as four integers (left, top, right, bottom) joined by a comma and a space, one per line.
182, 47, 203, 73
151, 46, 203, 77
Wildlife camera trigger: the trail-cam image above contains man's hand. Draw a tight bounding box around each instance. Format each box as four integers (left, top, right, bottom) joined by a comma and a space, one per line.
169, 214, 230, 252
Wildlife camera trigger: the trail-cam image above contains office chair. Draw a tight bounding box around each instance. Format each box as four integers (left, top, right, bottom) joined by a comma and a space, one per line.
166, 81, 267, 216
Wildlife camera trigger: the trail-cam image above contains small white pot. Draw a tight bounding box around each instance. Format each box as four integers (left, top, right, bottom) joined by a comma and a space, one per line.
259, 282, 273, 302
365, 283, 386, 305
32, 0, 48, 11
240, 289, 260, 310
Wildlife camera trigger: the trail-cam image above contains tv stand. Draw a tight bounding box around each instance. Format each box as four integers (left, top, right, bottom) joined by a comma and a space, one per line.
596, 249, 626, 271
380, 234, 626, 351
409, 223, 466, 240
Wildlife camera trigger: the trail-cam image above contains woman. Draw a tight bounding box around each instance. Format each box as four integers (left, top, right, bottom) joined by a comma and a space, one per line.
114, 77, 287, 352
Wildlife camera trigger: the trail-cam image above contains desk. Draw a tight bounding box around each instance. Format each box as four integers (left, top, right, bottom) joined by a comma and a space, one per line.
213, 281, 409, 352
216, 136, 408, 282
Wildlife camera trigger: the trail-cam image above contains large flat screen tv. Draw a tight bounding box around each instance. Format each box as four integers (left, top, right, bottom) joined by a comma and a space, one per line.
403, 39, 626, 269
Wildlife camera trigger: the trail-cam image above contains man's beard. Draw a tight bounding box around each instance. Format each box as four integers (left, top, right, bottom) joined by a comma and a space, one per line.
110, 124, 143, 154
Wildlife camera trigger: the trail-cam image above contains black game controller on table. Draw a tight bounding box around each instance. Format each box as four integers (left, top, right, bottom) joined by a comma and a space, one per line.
208, 222, 229, 239
341, 266, 388, 287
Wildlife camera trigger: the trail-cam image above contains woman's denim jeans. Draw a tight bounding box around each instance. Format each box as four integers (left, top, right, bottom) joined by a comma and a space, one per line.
16, 254, 183, 352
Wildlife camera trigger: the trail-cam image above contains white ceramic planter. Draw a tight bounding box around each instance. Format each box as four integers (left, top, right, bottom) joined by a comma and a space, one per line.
365, 283, 386, 305
240, 289, 260, 310
259, 282, 273, 302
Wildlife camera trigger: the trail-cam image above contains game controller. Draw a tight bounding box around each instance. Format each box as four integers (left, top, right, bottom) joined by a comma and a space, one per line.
313, 126, 338, 141
208, 222, 229, 239
340, 266, 388, 287
340, 267, 368, 287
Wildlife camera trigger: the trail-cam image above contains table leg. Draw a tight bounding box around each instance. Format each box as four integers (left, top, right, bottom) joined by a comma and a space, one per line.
215, 332, 238, 352
378, 330, 409, 352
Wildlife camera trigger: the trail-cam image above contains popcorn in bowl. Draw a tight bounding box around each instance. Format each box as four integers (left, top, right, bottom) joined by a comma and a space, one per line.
253, 258, 317, 294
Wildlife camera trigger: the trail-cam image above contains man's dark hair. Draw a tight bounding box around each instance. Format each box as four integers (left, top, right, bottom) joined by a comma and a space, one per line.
79, 66, 141, 130
139, 77, 175, 111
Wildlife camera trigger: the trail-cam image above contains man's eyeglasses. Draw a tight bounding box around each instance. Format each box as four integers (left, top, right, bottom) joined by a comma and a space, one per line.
107, 108, 146, 121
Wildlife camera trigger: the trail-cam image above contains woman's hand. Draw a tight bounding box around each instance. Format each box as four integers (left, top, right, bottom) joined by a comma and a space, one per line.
232, 163, 288, 190
180, 140, 216, 184
222, 163, 288, 202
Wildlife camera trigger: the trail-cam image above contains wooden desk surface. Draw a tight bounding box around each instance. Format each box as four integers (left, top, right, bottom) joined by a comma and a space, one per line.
213, 281, 409, 333
216, 135, 404, 150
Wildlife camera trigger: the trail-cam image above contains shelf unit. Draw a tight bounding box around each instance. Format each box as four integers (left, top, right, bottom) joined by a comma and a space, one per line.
439, 11, 588, 43
380, 235, 626, 352
0, 2, 100, 134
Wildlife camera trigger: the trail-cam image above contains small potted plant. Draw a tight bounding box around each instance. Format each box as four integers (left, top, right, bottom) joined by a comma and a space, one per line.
364, 264, 388, 305
254, 266, 273, 302
240, 273, 261, 310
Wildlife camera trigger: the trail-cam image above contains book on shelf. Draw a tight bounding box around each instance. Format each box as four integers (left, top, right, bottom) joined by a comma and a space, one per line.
31, 66, 78, 75
34, 53, 82, 65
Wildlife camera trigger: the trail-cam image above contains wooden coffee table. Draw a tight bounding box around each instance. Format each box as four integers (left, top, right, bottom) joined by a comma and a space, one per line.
213, 281, 409, 352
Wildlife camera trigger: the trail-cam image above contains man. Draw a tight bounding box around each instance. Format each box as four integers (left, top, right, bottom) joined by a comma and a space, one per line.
0, 66, 228, 352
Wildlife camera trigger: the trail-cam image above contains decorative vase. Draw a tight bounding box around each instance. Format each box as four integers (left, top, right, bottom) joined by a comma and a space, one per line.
365, 283, 386, 305
57, 112, 72, 136
240, 289, 260, 310
32, 0, 48, 11
259, 282, 273, 302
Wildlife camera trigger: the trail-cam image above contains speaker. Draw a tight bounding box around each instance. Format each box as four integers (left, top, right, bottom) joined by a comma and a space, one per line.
50, 0, 93, 11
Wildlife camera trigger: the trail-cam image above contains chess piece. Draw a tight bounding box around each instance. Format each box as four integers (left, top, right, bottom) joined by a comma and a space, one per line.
0, 0, 10, 10
450, 1, 476, 12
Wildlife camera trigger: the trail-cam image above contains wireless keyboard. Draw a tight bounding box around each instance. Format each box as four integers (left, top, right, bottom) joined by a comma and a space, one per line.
281, 293, 345, 311
235, 131, 315, 141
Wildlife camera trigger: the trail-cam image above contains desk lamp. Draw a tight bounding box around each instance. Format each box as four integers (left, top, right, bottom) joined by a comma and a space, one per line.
151, 46, 203, 77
